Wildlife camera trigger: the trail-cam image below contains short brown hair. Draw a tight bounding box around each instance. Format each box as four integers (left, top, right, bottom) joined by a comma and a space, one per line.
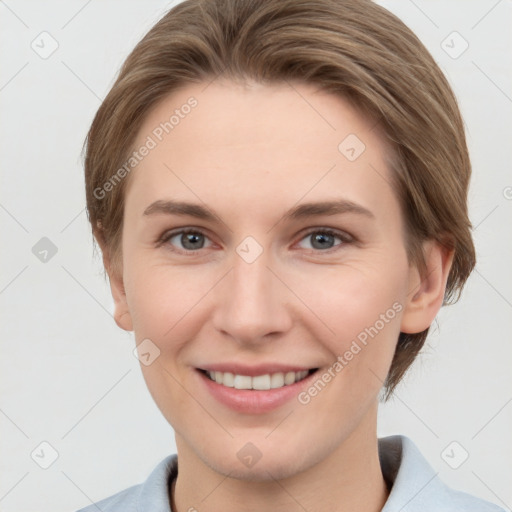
83, 0, 476, 400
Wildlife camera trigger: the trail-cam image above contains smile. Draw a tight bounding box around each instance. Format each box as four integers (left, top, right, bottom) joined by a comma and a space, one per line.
202, 369, 317, 390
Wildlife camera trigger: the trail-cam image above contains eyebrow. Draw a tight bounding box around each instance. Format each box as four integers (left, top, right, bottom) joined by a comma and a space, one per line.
142, 198, 375, 222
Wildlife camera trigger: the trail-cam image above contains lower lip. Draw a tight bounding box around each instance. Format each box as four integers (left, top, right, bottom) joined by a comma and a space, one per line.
196, 369, 318, 414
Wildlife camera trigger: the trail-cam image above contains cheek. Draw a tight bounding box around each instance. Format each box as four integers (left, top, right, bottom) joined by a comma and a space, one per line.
290, 260, 406, 341
124, 257, 213, 347
289, 260, 407, 398
124, 270, 169, 338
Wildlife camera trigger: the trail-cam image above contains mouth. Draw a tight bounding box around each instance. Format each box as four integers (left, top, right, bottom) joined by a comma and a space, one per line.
196, 365, 322, 413
198, 368, 319, 390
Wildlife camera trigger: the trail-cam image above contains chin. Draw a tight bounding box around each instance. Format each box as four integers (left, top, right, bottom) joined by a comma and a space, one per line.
210, 458, 304, 482
200, 444, 317, 482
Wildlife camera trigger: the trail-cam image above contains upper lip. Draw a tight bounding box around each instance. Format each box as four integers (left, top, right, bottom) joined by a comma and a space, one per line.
198, 363, 318, 377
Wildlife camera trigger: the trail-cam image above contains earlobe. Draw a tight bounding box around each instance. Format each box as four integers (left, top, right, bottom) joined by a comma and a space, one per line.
400, 239, 455, 334
107, 270, 134, 332
95, 229, 133, 332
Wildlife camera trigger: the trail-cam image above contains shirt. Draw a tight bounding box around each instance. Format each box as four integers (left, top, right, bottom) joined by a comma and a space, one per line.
75, 434, 506, 511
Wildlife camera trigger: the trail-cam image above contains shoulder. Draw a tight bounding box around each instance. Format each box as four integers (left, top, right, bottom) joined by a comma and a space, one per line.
74, 454, 178, 512
75, 484, 141, 512
379, 435, 506, 512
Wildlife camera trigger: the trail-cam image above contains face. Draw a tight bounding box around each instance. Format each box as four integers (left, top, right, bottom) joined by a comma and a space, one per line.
111, 79, 428, 480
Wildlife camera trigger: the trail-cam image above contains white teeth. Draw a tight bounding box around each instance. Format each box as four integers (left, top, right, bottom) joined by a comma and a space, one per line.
284, 371, 296, 385
252, 374, 271, 390
222, 372, 235, 387
270, 373, 285, 388
205, 370, 311, 390
233, 375, 252, 389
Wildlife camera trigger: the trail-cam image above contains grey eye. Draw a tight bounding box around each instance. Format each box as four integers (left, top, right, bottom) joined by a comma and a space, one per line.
167, 230, 211, 251
297, 230, 344, 251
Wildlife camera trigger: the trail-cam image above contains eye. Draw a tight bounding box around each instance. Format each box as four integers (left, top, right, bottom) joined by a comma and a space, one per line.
158, 228, 213, 253
157, 227, 352, 255
296, 228, 351, 252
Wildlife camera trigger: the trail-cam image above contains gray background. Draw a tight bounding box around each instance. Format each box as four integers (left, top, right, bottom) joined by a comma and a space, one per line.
0, 1, 511, 511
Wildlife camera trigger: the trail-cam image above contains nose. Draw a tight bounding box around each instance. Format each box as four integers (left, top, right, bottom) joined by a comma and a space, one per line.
211, 247, 292, 346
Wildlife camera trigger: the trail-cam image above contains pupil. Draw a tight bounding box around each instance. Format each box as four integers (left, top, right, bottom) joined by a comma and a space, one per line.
313, 233, 332, 249
312, 233, 333, 249
183, 233, 203, 249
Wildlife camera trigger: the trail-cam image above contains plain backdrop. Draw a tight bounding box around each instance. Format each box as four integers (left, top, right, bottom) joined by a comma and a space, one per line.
0, 1, 511, 511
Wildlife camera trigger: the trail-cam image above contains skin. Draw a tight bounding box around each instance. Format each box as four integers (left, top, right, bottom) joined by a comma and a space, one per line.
99, 79, 453, 512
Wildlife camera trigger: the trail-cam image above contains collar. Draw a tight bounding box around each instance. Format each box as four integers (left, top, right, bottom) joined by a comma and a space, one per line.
133, 435, 504, 512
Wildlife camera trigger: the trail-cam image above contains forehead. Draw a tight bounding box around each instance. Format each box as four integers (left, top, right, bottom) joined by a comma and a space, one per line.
125, 79, 397, 223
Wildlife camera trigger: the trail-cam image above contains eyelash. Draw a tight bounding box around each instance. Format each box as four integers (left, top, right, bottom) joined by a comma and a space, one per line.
156, 227, 354, 256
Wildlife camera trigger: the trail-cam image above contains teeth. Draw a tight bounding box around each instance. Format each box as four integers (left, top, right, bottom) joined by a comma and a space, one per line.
252, 374, 271, 390
233, 374, 252, 389
270, 373, 284, 388
222, 372, 235, 387
205, 370, 311, 390
284, 371, 296, 385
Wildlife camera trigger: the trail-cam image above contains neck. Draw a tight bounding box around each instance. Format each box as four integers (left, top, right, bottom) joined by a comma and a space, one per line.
171, 408, 389, 512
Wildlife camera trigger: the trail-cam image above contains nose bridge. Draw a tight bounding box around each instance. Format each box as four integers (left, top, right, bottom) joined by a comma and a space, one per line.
212, 243, 291, 343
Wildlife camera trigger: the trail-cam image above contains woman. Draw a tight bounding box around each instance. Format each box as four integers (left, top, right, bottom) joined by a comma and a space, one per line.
77, 0, 505, 510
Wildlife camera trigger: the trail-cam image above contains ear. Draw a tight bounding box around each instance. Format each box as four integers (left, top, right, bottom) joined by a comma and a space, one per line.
400, 239, 455, 334
95, 227, 133, 332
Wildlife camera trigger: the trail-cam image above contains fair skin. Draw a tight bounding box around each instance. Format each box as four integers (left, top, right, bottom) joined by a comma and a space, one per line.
98, 79, 453, 512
